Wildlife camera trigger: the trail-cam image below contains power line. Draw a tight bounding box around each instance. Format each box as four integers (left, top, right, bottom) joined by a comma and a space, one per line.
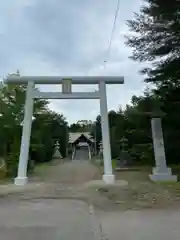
87, 0, 120, 76
104, 0, 121, 68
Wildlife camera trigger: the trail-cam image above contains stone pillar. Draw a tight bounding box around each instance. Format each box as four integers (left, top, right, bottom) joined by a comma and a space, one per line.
99, 81, 115, 184
14, 81, 35, 185
149, 117, 177, 182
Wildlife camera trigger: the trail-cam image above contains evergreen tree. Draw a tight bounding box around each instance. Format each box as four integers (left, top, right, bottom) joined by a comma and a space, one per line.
125, 0, 180, 85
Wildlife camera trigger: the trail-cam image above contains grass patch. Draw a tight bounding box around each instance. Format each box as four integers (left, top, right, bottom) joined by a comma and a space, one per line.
112, 159, 116, 170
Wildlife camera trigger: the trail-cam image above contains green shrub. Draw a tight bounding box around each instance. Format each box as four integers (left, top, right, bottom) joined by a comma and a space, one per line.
129, 143, 154, 166
112, 159, 116, 169
5, 152, 19, 177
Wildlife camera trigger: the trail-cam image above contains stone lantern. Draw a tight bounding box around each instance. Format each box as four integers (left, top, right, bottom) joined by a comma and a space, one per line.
53, 141, 63, 159
117, 137, 132, 168
120, 137, 128, 151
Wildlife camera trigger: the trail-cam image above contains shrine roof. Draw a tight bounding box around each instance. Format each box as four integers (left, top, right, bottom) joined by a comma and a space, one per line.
68, 132, 94, 143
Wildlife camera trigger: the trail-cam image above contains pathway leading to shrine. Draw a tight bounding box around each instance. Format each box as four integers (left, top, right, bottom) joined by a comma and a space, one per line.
74, 147, 90, 160
0, 161, 102, 240
1, 160, 180, 239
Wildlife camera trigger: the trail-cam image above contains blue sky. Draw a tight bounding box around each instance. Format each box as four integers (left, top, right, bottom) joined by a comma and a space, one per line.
0, 0, 147, 123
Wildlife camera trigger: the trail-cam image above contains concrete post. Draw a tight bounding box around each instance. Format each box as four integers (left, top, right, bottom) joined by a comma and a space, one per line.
99, 81, 115, 184
149, 117, 177, 182
14, 81, 35, 185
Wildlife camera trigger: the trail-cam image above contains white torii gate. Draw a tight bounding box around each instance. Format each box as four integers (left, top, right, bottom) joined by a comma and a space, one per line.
4, 76, 124, 186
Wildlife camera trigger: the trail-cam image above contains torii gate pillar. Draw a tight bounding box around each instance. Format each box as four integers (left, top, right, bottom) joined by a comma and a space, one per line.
99, 81, 114, 183
15, 81, 35, 185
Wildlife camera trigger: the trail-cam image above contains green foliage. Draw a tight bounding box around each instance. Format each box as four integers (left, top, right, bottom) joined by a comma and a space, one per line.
5, 152, 19, 177
0, 71, 68, 176
130, 143, 154, 165
69, 122, 92, 132
111, 159, 117, 170
125, 0, 180, 85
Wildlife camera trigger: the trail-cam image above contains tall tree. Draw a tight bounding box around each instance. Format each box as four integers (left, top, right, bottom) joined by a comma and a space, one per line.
125, 0, 180, 85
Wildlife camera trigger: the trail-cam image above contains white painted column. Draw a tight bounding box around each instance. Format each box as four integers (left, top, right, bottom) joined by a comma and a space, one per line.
99, 81, 115, 184
14, 81, 35, 185
149, 117, 177, 182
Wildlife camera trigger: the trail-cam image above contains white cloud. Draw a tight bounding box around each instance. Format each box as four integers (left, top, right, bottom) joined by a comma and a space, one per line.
0, 0, 146, 123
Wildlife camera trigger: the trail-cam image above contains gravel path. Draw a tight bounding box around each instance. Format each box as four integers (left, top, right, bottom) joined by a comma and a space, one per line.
32, 160, 100, 184
0, 160, 101, 202
74, 148, 89, 160
1, 160, 180, 239
0, 161, 104, 239
1, 161, 180, 211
